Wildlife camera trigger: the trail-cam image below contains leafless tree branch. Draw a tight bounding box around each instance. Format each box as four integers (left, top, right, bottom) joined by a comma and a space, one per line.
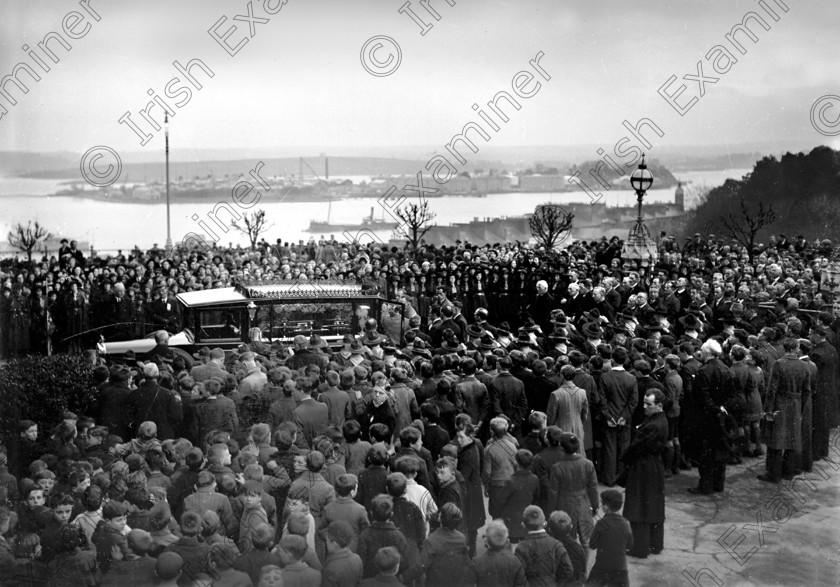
8, 220, 52, 263
394, 201, 437, 253
231, 209, 272, 251
529, 204, 574, 250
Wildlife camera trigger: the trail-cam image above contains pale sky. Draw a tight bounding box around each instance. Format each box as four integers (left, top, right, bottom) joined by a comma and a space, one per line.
1, 0, 838, 157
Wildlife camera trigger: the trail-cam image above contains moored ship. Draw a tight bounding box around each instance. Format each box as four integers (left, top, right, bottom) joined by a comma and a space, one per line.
307, 206, 398, 233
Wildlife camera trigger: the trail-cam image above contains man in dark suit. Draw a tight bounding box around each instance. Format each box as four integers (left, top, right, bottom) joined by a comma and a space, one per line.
662, 281, 681, 322
599, 347, 638, 487
809, 325, 839, 461
627, 271, 647, 298
98, 367, 134, 441
709, 286, 730, 333
420, 402, 450, 461
427, 379, 458, 438
293, 377, 329, 449
528, 360, 559, 417
529, 280, 555, 335
674, 278, 692, 312
561, 283, 585, 322
688, 339, 732, 494
692, 290, 714, 326
128, 363, 183, 440
149, 287, 180, 332
107, 282, 135, 340
439, 305, 464, 343
488, 356, 528, 439
633, 293, 655, 325
590, 287, 616, 324
604, 278, 622, 313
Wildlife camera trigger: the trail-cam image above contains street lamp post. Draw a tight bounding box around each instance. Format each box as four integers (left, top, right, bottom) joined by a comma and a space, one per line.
630, 154, 654, 223
164, 112, 172, 255
622, 154, 658, 266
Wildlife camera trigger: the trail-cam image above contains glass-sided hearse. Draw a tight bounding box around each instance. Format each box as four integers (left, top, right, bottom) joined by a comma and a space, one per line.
99, 279, 406, 360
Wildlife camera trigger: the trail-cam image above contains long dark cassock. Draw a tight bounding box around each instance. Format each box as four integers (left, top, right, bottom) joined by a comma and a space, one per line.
622, 410, 668, 557
810, 339, 839, 459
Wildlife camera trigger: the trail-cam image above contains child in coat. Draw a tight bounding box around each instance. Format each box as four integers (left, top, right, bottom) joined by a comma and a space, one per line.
238, 481, 270, 554
587, 489, 633, 587
497, 449, 539, 544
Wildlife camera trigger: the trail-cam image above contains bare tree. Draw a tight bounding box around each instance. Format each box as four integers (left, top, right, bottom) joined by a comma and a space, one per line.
8, 221, 52, 263
394, 200, 436, 253
529, 204, 574, 250
231, 209, 272, 251
719, 198, 777, 261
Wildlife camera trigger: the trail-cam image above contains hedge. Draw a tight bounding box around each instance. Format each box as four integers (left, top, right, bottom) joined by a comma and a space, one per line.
0, 354, 98, 451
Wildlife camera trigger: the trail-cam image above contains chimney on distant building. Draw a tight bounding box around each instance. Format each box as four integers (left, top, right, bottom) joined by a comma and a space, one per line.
675, 181, 685, 211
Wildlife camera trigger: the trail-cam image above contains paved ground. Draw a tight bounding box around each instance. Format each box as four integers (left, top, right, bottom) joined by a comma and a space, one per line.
628, 444, 840, 587
475, 429, 840, 586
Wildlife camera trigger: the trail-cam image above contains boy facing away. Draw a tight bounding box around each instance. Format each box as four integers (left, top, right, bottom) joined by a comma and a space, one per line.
587, 489, 633, 587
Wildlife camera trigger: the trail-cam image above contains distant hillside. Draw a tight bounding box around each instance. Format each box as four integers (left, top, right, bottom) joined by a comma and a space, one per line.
18, 156, 485, 182
666, 152, 765, 172
0, 152, 78, 176
14, 154, 511, 181
685, 146, 840, 242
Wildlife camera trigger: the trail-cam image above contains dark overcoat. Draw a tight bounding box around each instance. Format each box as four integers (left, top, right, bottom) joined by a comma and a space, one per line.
547, 453, 599, 537
496, 469, 539, 541
685, 357, 731, 461
810, 341, 839, 431
764, 354, 809, 451
622, 411, 667, 524
128, 379, 183, 440
457, 439, 487, 532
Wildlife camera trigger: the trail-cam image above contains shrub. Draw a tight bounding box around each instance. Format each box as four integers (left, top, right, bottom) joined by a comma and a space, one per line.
0, 354, 98, 449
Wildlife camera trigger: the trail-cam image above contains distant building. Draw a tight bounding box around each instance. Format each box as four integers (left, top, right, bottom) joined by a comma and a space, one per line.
411, 183, 690, 247
675, 181, 685, 211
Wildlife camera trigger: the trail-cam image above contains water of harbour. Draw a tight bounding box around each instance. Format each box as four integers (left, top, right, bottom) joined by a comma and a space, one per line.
0, 168, 750, 253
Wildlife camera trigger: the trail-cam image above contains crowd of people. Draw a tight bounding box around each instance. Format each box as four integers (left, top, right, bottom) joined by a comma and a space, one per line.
0, 230, 839, 586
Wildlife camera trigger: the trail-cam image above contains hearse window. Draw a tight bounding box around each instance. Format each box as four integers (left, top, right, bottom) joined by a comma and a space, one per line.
197, 307, 243, 341
253, 302, 356, 340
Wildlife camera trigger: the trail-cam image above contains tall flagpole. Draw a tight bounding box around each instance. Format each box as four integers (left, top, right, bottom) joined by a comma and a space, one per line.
165, 112, 172, 255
